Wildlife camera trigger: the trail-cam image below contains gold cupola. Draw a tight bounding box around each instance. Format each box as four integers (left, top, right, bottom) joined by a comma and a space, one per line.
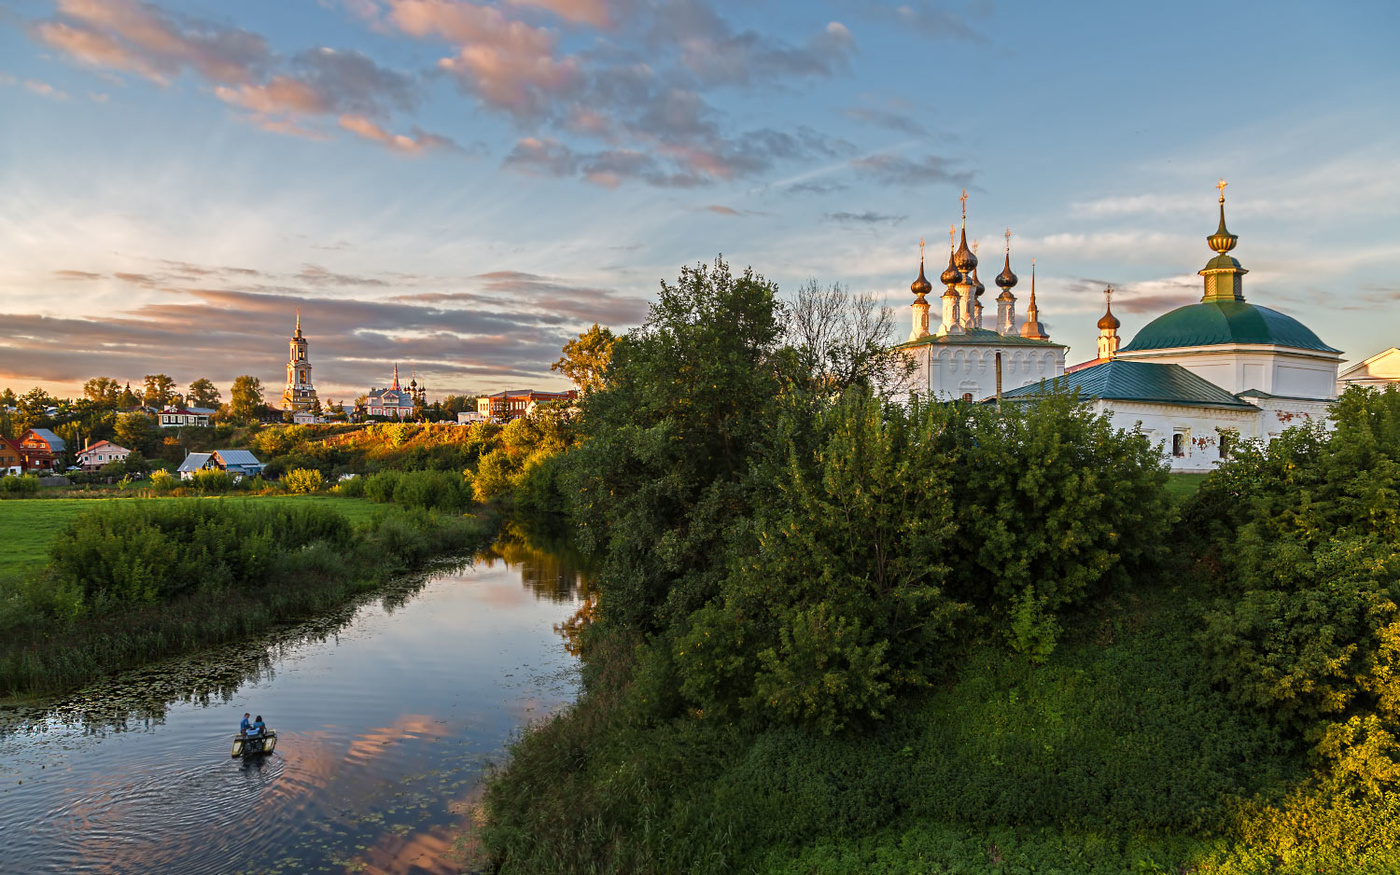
1200, 179, 1248, 303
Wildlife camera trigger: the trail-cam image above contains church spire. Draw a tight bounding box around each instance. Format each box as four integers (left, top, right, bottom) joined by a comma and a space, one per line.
1200, 179, 1248, 303
1019, 259, 1049, 341
295, 309, 302, 337
392, 363, 400, 391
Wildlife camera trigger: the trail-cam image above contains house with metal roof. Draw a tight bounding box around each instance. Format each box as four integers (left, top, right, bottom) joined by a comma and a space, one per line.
177, 452, 214, 479
211, 450, 265, 479
18, 428, 66, 471
999, 183, 1342, 472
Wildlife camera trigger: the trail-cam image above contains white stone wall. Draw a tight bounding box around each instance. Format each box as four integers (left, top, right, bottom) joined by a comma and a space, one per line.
909, 344, 1066, 401
1093, 400, 1261, 473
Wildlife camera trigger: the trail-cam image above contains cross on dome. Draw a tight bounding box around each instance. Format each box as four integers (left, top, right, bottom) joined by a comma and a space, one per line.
1216, 178, 1228, 203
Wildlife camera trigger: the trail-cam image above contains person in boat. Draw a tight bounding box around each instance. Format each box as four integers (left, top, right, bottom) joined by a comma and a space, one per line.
240, 713, 251, 736
249, 715, 266, 738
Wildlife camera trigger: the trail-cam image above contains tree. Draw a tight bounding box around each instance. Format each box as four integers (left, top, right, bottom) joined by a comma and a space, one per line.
83, 377, 123, 405
552, 323, 617, 394
187, 378, 221, 409
114, 411, 158, 455
0, 388, 16, 408
143, 374, 177, 408
120, 382, 140, 408
784, 279, 913, 399
230, 375, 263, 424
18, 387, 56, 428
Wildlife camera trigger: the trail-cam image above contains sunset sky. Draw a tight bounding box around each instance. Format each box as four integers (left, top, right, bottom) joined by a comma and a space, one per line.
2, 0, 1397, 402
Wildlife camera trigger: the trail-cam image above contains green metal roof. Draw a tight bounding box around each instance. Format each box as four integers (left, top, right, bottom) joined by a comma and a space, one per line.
1120, 300, 1339, 354
999, 359, 1259, 410
896, 327, 1066, 350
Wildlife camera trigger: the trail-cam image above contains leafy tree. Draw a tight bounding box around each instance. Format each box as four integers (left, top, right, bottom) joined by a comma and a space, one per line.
119, 382, 140, 408
565, 257, 783, 632
230, 375, 264, 424
143, 374, 177, 408
552, 323, 617, 394
0, 387, 16, 408
187, 378, 221, 409
114, 411, 158, 455
283, 468, 324, 494
18, 387, 56, 428
83, 377, 123, 405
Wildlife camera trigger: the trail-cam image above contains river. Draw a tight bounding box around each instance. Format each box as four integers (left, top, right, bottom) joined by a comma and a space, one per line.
0, 540, 588, 874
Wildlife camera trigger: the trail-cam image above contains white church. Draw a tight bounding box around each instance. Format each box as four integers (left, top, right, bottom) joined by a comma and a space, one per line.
900, 184, 1351, 472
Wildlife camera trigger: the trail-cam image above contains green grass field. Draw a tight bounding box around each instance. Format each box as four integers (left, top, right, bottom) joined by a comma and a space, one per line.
0, 494, 382, 583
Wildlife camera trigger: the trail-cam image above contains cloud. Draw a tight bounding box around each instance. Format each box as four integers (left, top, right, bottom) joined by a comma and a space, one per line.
648, 2, 854, 88
842, 98, 928, 137
34, 0, 270, 85
24, 79, 71, 100
54, 270, 104, 280
849, 152, 972, 187
504, 136, 579, 176
338, 114, 460, 153
824, 211, 906, 225
843, 0, 985, 42
508, 0, 611, 27
784, 179, 848, 195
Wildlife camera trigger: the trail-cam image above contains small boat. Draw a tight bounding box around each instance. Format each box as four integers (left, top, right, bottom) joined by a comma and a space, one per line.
231, 730, 277, 758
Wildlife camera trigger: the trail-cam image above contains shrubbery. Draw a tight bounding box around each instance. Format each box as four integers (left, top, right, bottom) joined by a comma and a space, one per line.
282, 467, 324, 493
339, 468, 473, 512
0, 474, 41, 496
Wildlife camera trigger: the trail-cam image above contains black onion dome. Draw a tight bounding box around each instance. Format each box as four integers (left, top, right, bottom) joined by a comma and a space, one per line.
953, 228, 978, 272
996, 252, 1018, 290
940, 249, 961, 286
911, 259, 933, 297
971, 266, 985, 298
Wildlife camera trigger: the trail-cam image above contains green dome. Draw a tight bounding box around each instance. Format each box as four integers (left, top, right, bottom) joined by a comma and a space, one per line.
1120, 300, 1338, 353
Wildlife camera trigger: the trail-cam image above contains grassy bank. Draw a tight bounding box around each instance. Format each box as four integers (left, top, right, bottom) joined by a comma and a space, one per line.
0, 496, 496, 698
0, 494, 384, 584
481, 581, 1313, 874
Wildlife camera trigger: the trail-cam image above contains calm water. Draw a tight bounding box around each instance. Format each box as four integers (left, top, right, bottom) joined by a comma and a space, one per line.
0, 541, 587, 874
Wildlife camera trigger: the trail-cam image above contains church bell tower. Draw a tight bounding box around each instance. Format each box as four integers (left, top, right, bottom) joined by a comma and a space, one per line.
282, 311, 319, 412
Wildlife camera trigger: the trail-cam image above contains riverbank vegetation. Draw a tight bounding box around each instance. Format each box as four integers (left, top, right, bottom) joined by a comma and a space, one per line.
480, 257, 1400, 874
0, 495, 496, 698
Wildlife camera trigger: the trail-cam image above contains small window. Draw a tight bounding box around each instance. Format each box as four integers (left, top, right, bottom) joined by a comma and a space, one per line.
1172, 433, 1185, 457
1219, 434, 1231, 459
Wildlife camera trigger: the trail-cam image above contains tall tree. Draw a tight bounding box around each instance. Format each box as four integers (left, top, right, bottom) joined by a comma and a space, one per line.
229, 375, 263, 423
143, 374, 177, 408
552, 324, 617, 394
18, 387, 56, 428
119, 383, 140, 408
83, 377, 123, 405
187, 378, 221, 409
114, 411, 158, 454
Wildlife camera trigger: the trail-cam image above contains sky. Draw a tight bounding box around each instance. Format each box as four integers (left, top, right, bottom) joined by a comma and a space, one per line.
2, 0, 1398, 404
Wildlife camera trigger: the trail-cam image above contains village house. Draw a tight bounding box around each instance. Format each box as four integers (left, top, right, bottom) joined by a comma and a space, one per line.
18, 428, 66, 471
76, 440, 132, 471
212, 449, 265, 479
1337, 347, 1400, 393
0, 437, 24, 474
477, 389, 577, 423
159, 407, 215, 428
177, 452, 213, 480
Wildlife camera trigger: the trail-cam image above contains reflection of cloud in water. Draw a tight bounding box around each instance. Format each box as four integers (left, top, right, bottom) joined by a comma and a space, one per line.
343, 713, 452, 768
352, 783, 490, 875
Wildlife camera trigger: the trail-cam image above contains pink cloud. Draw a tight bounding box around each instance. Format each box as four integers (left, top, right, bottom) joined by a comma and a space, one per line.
387, 0, 579, 116
338, 113, 456, 153
33, 20, 168, 83
216, 76, 329, 115
508, 0, 610, 27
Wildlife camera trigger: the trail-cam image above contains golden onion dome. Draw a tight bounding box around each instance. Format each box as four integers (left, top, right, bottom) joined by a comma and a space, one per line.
940, 248, 961, 286
1097, 302, 1121, 331
1208, 180, 1238, 254
971, 266, 985, 297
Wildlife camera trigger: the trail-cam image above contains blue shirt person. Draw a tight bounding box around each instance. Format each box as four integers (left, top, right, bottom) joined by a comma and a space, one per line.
239, 713, 251, 735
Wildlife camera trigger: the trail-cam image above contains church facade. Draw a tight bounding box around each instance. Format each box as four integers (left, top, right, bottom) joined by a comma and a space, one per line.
282, 313, 319, 412
1001, 183, 1343, 472
895, 196, 1067, 400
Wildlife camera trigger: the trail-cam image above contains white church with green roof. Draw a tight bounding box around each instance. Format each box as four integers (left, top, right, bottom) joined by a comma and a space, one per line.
995, 182, 1343, 471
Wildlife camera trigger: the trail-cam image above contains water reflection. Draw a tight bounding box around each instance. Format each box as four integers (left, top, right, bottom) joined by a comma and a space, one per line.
0, 536, 585, 875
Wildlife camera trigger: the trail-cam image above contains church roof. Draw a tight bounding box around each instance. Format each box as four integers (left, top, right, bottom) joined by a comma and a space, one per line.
896, 327, 1066, 349
1120, 300, 1339, 354
999, 359, 1258, 410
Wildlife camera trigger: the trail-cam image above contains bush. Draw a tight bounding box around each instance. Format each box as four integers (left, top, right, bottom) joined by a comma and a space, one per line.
283, 467, 324, 494
0, 474, 41, 496
148, 469, 178, 493
47, 499, 354, 615
189, 467, 236, 493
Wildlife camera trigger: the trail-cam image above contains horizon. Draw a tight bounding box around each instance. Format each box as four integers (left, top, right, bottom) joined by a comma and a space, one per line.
3, 0, 1398, 402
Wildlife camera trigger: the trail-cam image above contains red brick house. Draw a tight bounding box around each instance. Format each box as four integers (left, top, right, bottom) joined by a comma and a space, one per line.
477, 389, 577, 423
